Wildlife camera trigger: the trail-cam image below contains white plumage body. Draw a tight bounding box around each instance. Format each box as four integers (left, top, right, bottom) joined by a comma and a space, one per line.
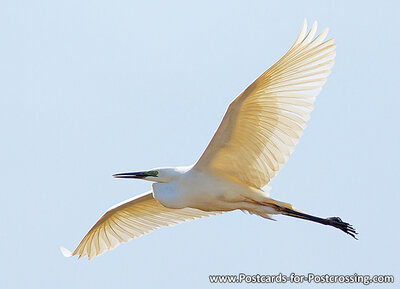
153, 167, 276, 216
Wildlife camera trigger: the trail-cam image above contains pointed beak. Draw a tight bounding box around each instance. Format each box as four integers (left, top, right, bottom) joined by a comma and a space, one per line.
112, 172, 149, 179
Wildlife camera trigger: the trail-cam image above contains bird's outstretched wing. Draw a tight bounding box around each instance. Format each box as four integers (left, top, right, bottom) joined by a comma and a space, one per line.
62, 192, 219, 260
194, 20, 335, 188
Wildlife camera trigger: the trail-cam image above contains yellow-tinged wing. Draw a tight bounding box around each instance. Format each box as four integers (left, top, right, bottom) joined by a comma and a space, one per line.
194, 20, 335, 188
63, 192, 219, 260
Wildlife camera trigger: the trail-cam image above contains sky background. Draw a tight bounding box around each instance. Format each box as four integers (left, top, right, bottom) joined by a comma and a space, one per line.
0, 0, 399, 288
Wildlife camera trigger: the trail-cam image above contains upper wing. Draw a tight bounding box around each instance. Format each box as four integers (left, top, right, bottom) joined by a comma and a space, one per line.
63, 191, 219, 260
194, 20, 335, 188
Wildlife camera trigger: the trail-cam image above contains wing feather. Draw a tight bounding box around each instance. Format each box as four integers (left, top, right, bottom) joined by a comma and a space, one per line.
194, 19, 335, 188
67, 192, 219, 259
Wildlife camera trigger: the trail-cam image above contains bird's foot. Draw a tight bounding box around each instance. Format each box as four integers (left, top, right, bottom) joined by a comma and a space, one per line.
325, 217, 358, 239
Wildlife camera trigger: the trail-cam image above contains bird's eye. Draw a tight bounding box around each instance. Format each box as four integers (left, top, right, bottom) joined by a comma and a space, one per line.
147, 171, 158, 177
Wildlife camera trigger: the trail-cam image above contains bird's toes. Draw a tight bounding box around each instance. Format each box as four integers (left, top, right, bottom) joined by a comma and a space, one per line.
326, 216, 358, 239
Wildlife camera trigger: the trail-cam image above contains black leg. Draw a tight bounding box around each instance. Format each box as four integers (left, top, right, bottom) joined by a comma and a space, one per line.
277, 207, 358, 239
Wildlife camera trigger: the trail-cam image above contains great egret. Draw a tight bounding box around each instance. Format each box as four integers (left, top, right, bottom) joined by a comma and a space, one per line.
62, 19, 357, 260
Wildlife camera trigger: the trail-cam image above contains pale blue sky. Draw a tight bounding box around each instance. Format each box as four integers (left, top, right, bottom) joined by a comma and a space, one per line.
0, 0, 399, 288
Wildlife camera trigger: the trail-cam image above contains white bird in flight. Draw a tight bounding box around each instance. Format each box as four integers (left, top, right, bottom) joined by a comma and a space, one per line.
62, 19, 357, 260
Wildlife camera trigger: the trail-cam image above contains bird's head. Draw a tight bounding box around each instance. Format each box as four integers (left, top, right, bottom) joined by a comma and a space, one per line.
112, 166, 190, 183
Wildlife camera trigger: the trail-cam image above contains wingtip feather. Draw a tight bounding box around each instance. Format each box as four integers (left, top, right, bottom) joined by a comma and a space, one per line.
60, 246, 73, 258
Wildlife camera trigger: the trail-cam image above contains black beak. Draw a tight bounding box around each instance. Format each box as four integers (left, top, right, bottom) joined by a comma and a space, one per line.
112, 172, 149, 179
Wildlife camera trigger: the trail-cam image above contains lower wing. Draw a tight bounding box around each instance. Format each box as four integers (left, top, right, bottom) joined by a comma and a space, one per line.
62, 191, 220, 260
